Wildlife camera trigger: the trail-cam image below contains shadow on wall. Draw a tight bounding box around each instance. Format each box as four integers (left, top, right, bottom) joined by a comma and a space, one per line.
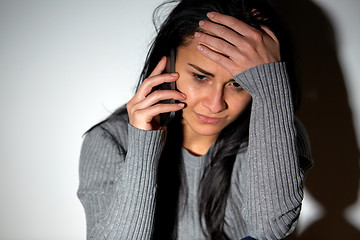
272, 0, 360, 239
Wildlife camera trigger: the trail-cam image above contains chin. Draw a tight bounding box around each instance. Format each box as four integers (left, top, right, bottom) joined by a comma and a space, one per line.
190, 124, 224, 137
182, 112, 228, 137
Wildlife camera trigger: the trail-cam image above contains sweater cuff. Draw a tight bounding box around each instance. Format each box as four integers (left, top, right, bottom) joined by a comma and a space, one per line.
233, 62, 290, 99
126, 124, 166, 176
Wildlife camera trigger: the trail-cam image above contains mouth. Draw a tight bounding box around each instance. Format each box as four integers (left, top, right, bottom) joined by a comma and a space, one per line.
195, 113, 224, 124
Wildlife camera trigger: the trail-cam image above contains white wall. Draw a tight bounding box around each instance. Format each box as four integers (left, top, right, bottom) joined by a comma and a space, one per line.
0, 0, 359, 239
0, 0, 163, 239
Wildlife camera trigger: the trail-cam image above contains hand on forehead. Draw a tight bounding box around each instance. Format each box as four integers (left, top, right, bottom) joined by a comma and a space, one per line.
194, 12, 280, 76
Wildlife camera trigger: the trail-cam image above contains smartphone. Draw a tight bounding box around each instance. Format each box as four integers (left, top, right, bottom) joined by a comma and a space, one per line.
158, 48, 177, 126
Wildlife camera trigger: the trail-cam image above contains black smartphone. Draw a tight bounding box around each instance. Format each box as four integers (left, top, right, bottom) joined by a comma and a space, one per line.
158, 48, 177, 126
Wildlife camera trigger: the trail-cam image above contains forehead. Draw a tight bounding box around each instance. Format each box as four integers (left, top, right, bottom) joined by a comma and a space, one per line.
176, 38, 232, 78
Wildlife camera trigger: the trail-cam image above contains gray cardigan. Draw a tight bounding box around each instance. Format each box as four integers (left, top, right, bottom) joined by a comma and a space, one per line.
77, 62, 312, 239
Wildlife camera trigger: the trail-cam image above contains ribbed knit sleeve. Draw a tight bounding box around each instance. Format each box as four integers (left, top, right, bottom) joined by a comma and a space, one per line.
229, 62, 312, 239
77, 121, 166, 240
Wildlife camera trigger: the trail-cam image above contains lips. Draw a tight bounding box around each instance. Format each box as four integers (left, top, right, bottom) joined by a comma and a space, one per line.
196, 113, 224, 124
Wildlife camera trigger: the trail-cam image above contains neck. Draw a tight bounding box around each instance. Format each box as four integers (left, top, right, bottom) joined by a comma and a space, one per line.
182, 121, 218, 156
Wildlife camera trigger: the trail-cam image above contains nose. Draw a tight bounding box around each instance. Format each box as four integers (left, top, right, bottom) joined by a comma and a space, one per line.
202, 86, 227, 114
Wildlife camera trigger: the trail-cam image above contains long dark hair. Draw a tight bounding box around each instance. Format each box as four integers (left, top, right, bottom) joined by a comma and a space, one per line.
102, 0, 299, 239
140, 0, 299, 239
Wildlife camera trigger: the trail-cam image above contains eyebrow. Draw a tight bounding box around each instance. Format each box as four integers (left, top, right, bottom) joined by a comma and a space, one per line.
188, 63, 215, 78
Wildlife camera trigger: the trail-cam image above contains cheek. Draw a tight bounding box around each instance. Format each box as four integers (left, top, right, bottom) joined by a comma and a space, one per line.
176, 78, 201, 104
229, 93, 252, 115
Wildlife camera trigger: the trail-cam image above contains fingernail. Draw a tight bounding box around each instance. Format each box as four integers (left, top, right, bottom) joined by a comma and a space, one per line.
170, 73, 178, 77
181, 93, 186, 99
194, 32, 201, 38
197, 45, 204, 51
207, 12, 214, 18
178, 103, 185, 108
199, 20, 205, 26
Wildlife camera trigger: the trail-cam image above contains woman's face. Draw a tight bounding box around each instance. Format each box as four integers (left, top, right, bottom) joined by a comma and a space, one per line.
175, 38, 252, 139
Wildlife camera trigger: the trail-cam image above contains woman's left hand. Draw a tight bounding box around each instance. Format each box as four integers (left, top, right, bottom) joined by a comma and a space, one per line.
195, 12, 280, 76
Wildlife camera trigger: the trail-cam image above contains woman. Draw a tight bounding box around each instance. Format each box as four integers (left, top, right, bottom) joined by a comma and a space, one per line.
77, 0, 312, 239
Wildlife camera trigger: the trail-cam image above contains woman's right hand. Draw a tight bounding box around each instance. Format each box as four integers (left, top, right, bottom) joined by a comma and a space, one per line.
127, 56, 186, 131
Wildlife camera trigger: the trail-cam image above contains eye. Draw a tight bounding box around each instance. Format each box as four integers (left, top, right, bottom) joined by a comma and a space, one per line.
228, 80, 244, 90
192, 72, 207, 82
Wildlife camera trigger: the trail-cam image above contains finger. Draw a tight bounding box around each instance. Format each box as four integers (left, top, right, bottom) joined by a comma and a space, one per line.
135, 89, 186, 110
141, 102, 185, 117
149, 56, 167, 77
132, 102, 185, 121
261, 25, 279, 43
196, 44, 237, 75
206, 12, 257, 37
136, 56, 178, 98
251, 8, 269, 22
198, 20, 244, 47
136, 73, 179, 100
130, 102, 185, 130
194, 31, 240, 58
